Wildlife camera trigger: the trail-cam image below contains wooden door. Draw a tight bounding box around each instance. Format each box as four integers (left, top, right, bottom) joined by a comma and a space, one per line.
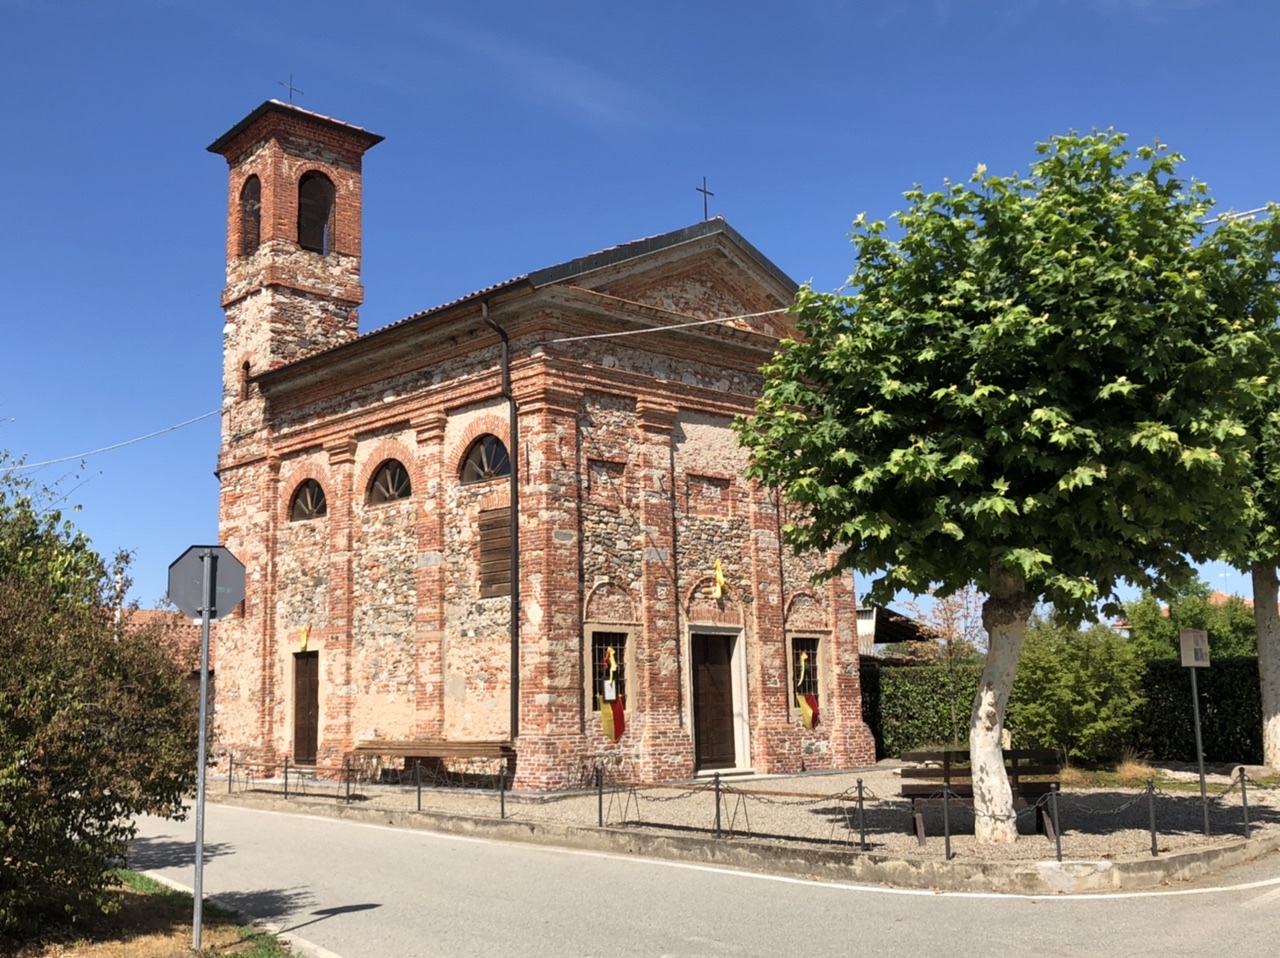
293, 651, 319, 765
692, 633, 736, 770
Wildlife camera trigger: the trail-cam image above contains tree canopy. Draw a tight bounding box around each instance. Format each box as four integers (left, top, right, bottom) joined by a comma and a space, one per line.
738, 131, 1270, 623
737, 130, 1276, 840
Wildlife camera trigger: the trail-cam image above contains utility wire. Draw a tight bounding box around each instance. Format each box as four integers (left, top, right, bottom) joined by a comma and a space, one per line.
14, 409, 220, 471
546, 307, 789, 345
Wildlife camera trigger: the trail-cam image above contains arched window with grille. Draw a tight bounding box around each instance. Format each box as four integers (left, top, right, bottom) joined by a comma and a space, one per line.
460, 435, 511, 484
239, 175, 261, 256
297, 171, 335, 254
289, 479, 327, 521
368, 459, 411, 505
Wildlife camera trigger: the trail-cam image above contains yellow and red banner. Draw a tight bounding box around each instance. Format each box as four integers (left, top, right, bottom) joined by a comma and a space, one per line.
599, 646, 625, 741
796, 650, 819, 729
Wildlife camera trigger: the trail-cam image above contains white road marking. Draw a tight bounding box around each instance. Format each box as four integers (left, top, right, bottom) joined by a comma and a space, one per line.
194, 803, 1280, 903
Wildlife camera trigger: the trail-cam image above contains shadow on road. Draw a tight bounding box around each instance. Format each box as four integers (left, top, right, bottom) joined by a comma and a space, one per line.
278, 901, 383, 935
211, 886, 318, 922
128, 835, 234, 870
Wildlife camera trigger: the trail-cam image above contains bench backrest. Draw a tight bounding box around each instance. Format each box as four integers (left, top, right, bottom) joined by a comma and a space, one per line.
899, 748, 1060, 784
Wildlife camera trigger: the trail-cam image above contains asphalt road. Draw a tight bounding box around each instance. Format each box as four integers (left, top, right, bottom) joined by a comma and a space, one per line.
132, 804, 1280, 958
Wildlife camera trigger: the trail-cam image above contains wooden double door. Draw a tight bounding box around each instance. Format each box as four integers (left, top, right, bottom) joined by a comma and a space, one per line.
691, 633, 738, 771
293, 651, 319, 765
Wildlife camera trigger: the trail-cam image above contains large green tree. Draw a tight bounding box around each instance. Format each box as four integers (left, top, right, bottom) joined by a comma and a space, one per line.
0, 455, 199, 941
738, 132, 1269, 842
1198, 207, 1280, 769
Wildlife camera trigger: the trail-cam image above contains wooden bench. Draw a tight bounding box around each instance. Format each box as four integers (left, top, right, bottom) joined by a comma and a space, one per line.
899, 748, 1061, 844
351, 739, 515, 786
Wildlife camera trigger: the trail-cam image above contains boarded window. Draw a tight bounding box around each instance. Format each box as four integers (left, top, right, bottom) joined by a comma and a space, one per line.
461, 435, 511, 484
590, 631, 627, 711
240, 175, 261, 255
289, 479, 327, 521
478, 506, 511, 597
298, 171, 335, 254
368, 460, 411, 505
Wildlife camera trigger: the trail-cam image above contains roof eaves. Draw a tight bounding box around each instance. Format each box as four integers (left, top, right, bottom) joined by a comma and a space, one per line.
207, 99, 385, 155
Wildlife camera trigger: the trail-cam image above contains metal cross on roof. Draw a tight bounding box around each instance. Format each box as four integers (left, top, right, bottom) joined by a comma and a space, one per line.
696, 176, 714, 221
278, 73, 304, 104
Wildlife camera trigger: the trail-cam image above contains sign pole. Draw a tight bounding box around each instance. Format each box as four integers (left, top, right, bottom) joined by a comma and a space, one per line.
168, 543, 245, 952
1179, 626, 1211, 837
1189, 665, 1209, 836
192, 549, 215, 951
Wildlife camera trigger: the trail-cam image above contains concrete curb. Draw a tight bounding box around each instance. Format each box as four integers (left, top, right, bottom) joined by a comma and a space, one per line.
209, 791, 1280, 895
138, 869, 344, 958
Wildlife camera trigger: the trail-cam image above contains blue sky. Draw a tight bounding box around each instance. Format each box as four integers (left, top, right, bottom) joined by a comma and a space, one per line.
1, 0, 1271, 606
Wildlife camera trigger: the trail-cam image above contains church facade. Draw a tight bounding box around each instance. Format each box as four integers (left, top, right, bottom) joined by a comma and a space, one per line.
208, 100, 875, 789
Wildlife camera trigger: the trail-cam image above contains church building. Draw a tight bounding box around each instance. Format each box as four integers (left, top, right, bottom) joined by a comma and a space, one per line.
208, 99, 875, 789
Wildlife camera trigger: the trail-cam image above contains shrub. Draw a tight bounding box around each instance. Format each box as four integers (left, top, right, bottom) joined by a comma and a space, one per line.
1007, 619, 1145, 765
0, 459, 198, 941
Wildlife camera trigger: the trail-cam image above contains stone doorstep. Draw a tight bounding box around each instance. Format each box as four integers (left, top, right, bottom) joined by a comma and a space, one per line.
206, 790, 1280, 896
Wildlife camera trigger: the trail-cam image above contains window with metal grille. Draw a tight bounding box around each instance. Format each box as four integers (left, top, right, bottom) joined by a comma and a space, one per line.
298, 171, 335, 254
590, 631, 627, 711
792, 637, 819, 703
461, 435, 511, 484
289, 479, 327, 521
478, 507, 511, 597
240, 175, 261, 256
368, 460, 411, 505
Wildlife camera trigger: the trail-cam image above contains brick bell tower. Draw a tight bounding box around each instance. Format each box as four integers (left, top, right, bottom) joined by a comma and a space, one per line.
207, 100, 383, 446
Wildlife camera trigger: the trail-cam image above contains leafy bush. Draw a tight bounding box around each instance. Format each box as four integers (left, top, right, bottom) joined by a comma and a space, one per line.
0, 460, 198, 941
1006, 619, 1145, 764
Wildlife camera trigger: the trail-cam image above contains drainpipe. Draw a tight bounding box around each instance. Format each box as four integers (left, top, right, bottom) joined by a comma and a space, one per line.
483, 301, 520, 740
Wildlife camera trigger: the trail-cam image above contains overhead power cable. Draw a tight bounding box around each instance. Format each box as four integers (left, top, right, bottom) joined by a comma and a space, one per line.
546, 307, 789, 345
14, 409, 221, 471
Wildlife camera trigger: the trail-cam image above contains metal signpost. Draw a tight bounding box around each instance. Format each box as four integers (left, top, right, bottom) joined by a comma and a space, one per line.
168, 545, 245, 952
1179, 627, 1211, 836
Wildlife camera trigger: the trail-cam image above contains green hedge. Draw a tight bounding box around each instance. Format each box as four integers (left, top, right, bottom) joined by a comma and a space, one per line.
863, 656, 1264, 764
1133, 657, 1262, 764
861, 662, 984, 758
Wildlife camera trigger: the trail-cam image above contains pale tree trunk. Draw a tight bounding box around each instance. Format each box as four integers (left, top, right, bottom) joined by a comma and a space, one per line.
1251, 564, 1280, 770
970, 564, 1035, 844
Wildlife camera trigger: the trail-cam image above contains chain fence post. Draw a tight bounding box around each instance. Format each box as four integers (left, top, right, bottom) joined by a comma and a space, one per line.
344, 759, 352, 804
415, 760, 422, 813
1239, 766, 1250, 838
500, 762, 507, 820
857, 778, 867, 852
595, 765, 603, 827
283, 757, 289, 800
1050, 784, 1062, 863
714, 773, 722, 839
1147, 778, 1158, 857
228, 753, 233, 794
942, 785, 952, 861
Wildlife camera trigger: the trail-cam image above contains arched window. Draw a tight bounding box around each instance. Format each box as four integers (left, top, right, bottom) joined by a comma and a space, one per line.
289, 479, 327, 521
297, 171, 336, 254
461, 435, 511, 484
368, 459, 411, 504
239, 175, 261, 256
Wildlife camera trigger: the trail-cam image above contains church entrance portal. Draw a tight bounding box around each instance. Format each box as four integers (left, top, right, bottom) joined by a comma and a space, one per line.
691, 632, 737, 771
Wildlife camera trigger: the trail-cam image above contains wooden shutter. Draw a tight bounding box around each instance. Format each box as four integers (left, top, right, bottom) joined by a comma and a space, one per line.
478, 507, 512, 597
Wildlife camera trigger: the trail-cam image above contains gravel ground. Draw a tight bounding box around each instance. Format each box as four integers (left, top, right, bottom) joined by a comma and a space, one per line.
224, 761, 1280, 865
